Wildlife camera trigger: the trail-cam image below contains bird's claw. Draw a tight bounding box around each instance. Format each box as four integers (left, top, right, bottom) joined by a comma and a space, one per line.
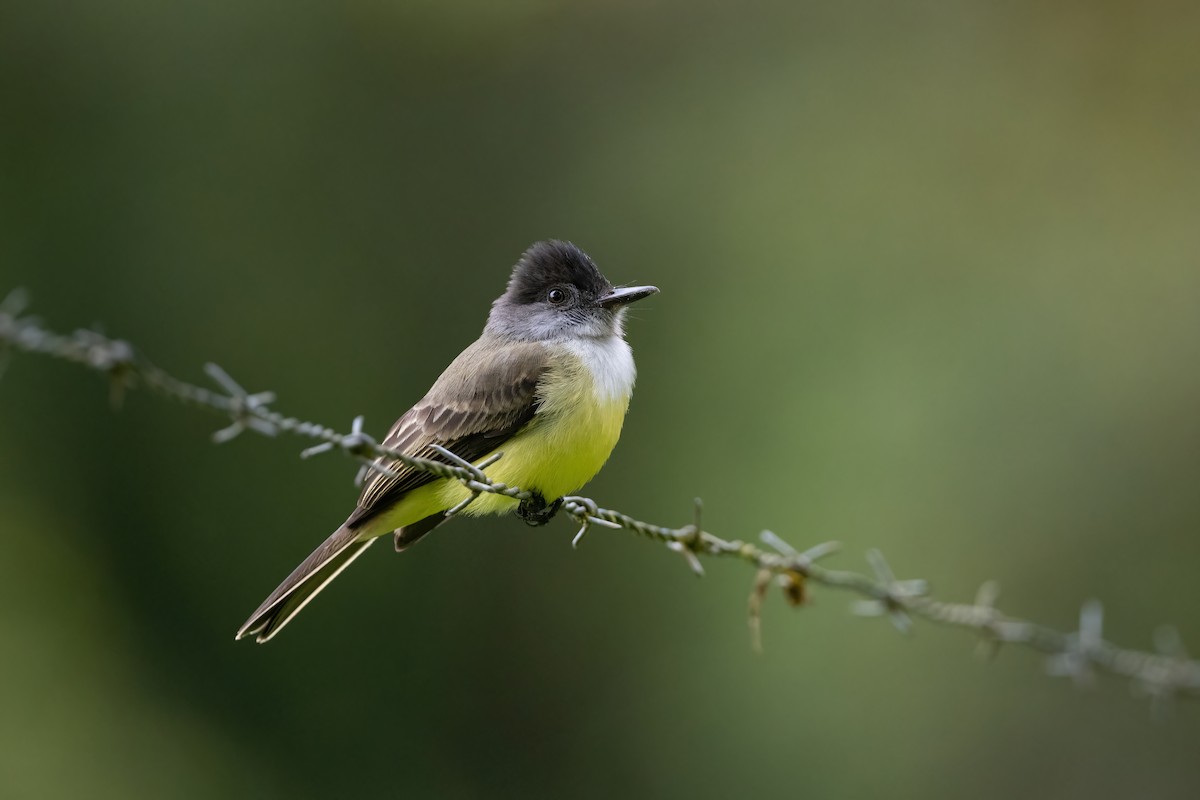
517, 491, 562, 527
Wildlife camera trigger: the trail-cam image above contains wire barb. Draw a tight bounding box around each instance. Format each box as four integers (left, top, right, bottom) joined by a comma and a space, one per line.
850, 550, 928, 634
204, 363, 278, 443
663, 497, 707, 576
571, 521, 590, 549
970, 581, 1005, 660
427, 444, 508, 517
761, 530, 800, 558
300, 415, 377, 461
1046, 599, 1106, 688
561, 496, 622, 549
444, 493, 480, 517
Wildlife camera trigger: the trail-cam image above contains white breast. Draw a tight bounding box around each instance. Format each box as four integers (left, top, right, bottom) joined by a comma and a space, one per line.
562, 336, 637, 404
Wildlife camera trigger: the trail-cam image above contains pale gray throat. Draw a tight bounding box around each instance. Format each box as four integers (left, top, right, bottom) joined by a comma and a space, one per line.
485, 302, 626, 343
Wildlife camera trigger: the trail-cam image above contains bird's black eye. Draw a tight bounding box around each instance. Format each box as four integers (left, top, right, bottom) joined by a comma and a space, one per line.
547, 287, 568, 305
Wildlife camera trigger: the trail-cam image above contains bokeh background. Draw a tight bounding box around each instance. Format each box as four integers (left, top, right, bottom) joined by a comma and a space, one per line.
2, 2, 1199, 798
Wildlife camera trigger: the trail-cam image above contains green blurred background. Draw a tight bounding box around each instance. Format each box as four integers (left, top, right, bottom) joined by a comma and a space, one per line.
2, 1, 1199, 798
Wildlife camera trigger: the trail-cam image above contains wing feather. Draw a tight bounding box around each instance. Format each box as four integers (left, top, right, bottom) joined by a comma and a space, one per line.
346, 338, 550, 530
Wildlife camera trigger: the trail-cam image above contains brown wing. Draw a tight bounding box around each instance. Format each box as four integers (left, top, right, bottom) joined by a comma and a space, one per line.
345, 337, 550, 531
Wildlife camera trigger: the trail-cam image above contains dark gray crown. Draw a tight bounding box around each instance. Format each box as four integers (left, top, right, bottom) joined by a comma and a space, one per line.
504, 240, 611, 304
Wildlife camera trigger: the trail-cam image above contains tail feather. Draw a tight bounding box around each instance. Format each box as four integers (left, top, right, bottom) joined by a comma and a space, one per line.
393, 512, 449, 552
237, 526, 377, 643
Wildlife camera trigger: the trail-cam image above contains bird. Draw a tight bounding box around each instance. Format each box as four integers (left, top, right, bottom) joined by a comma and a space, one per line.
236, 240, 658, 642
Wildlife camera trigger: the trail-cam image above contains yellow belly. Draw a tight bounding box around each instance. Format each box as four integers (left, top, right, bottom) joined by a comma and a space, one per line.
369, 359, 630, 533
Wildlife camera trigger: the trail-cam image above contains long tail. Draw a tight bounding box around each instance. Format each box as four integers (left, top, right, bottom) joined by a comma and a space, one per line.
236, 526, 377, 644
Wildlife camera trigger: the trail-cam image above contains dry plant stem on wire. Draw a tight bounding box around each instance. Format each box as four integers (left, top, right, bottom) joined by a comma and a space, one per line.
1, 288, 1197, 709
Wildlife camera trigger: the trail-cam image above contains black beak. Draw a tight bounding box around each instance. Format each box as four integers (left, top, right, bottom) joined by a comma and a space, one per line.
598, 285, 659, 309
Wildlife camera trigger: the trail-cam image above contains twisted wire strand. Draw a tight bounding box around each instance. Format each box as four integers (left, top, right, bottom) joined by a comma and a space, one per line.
2, 289, 1196, 707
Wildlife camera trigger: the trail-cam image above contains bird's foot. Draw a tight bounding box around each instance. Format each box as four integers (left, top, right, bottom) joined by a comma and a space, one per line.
517, 491, 562, 527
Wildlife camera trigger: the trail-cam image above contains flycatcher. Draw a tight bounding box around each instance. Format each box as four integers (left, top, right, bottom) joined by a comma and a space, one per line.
237, 240, 658, 642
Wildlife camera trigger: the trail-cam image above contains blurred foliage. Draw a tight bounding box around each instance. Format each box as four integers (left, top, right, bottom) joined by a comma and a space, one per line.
2, 1, 1199, 798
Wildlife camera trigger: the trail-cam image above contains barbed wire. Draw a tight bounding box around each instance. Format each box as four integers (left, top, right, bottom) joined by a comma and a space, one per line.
2, 288, 1197, 708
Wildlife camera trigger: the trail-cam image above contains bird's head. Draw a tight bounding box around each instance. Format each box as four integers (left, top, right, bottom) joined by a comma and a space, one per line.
487, 240, 658, 341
